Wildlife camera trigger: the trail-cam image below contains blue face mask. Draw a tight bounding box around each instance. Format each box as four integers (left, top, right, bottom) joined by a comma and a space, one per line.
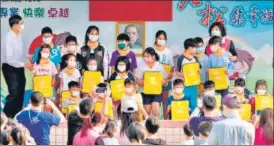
195, 47, 204, 53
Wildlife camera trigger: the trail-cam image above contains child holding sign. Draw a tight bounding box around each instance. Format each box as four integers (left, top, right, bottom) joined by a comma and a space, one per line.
175, 38, 201, 113
234, 78, 251, 103
207, 36, 235, 97
136, 47, 168, 117
63, 81, 81, 109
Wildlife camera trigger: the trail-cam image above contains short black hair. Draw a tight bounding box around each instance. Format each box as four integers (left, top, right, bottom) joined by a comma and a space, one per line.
204, 80, 215, 90
143, 47, 159, 61
127, 122, 145, 143
209, 21, 227, 37
9, 15, 22, 28
84, 25, 99, 45
154, 30, 167, 44
255, 80, 268, 94
68, 81, 80, 89
124, 78, 136, 86
202, 95, 216, 111
208, 36, 222, 46
30, 91, 43, 106
117, 33, 130, 42
97, 83, 107, 88
145, 116, 160, 134
183, 124, 193, 137
235, 78, 246, 87
65, 35, 78, 44
198, 121, 213, 137
115, 56, 130, 73
79, 98, 94, 116
41, 27, 53, 35
194, 37, 204, 44
184, 38, 197, 50
173, 78, 184, 86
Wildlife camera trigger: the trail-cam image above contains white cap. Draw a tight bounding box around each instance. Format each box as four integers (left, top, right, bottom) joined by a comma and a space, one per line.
121, 100, 138, 113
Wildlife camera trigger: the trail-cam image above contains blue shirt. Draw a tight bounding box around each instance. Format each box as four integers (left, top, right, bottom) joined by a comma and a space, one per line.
197, 54, 208, 83
32, 45, 61, 66
16, 109, 61, 145
207, 52, 235, 76
166, 95, 185, 107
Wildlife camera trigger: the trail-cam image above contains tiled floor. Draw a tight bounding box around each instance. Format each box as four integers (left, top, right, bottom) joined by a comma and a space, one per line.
50, 121, 187, 145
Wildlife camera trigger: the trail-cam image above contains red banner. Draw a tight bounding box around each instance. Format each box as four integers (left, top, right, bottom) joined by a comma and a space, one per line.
89, 0, 172, 21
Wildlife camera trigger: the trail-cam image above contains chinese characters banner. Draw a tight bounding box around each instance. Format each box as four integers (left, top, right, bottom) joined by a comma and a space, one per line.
89, 0, 172, 21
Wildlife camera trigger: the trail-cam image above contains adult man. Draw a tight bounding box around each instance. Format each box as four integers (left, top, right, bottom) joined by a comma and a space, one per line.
16, 92, 66, 145
189, 95, 225, 144
1, 15, 32, 118
124, 24, 142, 51
208, 95, 255, 145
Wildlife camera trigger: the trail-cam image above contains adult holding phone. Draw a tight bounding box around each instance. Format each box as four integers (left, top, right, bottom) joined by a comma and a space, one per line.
1, 15, 32, 118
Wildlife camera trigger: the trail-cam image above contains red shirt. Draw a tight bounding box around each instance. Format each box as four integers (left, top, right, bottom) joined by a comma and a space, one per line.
254, 127, 274, 145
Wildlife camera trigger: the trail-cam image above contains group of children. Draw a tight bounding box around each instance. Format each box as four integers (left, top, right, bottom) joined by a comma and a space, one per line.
29, 25, 271, 121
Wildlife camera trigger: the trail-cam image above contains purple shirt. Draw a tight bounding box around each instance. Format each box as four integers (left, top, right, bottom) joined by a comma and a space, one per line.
189, 115, 226, 136
110, 50, 137, 72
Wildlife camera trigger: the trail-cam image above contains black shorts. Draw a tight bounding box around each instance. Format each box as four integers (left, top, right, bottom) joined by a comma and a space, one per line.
141, 93, 162, 105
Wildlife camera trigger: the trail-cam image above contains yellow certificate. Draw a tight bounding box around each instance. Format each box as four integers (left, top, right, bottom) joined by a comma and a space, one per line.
255, 94, 273, 111
110, 79, 125, 102
94, 101, 114, 119
182, 63, 201, 86
33, 75, 53, 98
171, 101, 189, 120
143, 71, 162, 95
82, 71, 102, 93
61, 91, 71, 113
208, 68, 228, 90
239, 104, 251, 120
162, 64, 172, 73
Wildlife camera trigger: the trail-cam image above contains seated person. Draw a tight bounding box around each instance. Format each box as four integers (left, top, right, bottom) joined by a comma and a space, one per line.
63, 81, 81, 108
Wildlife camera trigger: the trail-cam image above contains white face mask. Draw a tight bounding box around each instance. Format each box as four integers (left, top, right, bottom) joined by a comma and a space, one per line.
174, 88, 183, 94
126, 87, 134, 94
235, 87, 244, 94
157, 40, 166, 46
88, 65, 97, 71
68, 61, 76, 68
211, 30, 221, 37
257, 89, 266, 95
89, 35, 99, 42
98, 93, 105, 98
72, 91, 80, 97
204, 90, 215, 96
117, 65, 126, 72
41, 53, 49, 59
67, 45, 76, 53
43, 37, 52, 44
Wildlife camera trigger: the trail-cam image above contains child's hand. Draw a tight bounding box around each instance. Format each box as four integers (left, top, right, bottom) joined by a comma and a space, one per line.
229, 56, 237, 62
197, 70, 201, 74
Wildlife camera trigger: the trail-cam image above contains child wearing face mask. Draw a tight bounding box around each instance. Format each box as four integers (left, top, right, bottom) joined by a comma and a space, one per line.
32, 27, 61, 69
194, 37, 208, 95
108, 56, 135, 83
166, 79, 186, 119
59, 54, 81, 92
175, 38, 201, 113
249, 80, 269, 114
207, 36, 235, 97
110, 33, 137, 74
61, 35, 85, 75
86, 57, 104, 82
233, 78, 251, 103
63, 81, 81, 109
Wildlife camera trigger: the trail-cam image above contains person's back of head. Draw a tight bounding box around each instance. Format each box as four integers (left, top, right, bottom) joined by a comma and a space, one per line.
183, 124, 193, 138
198, 121, 213, 139
221, 95, 241, 117
30, 91, 43, 107
103, 118, 118, 138
145, 115, 160, 135
10, 125, 27, 145
202, 95, 216, 112
259, 108, 273, 142
79, 98, 94, 117
127, 122, 146, 144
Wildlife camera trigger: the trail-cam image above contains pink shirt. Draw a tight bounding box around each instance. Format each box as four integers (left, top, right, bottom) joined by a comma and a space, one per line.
33, 62, 58, 76
254, 127, 274, 145
73, 128, 100, 145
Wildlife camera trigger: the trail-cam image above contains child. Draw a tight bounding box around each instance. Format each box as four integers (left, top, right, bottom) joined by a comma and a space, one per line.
60, 35, 85, 75
95, 119, 119, 145
63, 81, 81, 109
234, 78, 251, 103
153, 30, 174, 120
166, 79, 186, 119
110, 33, 137, 74
198, 121, 213, 145
33, 44, 58, 86
59, 54, 81, 91
85, 57, 104, 81
181, 124, 194, 145
121, 78, 148, 121
175, 38, 201, 113
32, 27, 61, 69
249, 80, 268, 114
135, 47, 168, 117
207, 36, 234, 97
194, 37, 208, 94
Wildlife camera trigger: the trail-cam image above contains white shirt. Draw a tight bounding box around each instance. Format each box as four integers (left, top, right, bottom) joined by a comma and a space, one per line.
1, 30, 27, 68
136, 61, 168, 79
59, 69, 81, 91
